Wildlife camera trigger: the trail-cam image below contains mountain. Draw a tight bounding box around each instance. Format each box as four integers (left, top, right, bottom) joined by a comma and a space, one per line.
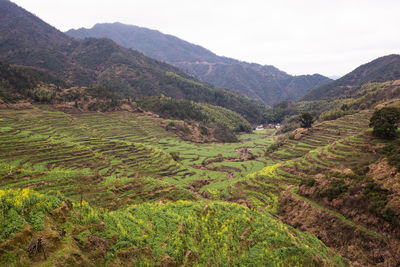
303, 54, 400, 101
0, 0, 268, 124
66, 22, 332, 105
0, 62, 66, 102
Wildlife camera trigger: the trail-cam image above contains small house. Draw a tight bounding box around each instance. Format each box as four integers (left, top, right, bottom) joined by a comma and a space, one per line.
255, 125, 264, 131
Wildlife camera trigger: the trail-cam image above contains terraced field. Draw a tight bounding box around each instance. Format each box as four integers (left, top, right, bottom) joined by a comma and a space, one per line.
243, 108, 400, 266
225, 110, 376, 212
0, 106, 377, 214
2, 104, 398, 266
269, 110, 373, 161
0, 105, 274, 208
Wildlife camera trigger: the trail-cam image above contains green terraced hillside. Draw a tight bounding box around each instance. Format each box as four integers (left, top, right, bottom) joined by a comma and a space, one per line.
0, 105, 274, 209
1, 103, 400, 266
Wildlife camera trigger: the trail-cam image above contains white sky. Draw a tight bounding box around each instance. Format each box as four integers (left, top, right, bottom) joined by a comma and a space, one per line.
11, 0, 400, 77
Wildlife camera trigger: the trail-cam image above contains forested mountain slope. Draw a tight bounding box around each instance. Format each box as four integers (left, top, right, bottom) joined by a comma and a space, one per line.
67, 22, 332, 104
303, 54, 400, 101
0, 0, 267, 124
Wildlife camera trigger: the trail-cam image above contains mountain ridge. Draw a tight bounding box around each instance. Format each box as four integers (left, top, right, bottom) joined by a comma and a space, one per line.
303, 54, 400, 101
0, 0, 268, 124
66, 22, 332, 104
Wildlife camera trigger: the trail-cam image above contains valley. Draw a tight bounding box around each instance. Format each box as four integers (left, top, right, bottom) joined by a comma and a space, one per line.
1, 0, 400, 266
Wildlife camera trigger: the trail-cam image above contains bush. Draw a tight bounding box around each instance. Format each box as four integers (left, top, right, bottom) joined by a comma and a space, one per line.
300, 178, 317, 187
214, 125, 238, 143
264, 138, 285, 155
175, 123, 191, 135
319, 109, 354, 121
169, 152, 180, 162
299, 113, 313, 128
363, 180, 397, 224
26, 88, 55, 103
369, 107, 400, 139
320, 179, 348, 201
199, 125, 210, 136
380, 139, 400, 171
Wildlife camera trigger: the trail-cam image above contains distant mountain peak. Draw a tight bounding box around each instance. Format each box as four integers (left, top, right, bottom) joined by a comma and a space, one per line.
66, 23, 331, 104
303, 54, 400, 101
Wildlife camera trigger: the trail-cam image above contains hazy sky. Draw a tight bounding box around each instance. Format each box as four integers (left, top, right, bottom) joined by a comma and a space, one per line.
11, 0, 400, 77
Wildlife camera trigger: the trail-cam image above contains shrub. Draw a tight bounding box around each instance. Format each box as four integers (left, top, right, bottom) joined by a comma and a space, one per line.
380, 139, 400, 171
369, 107, 400, 139
319, 109, 354, 121
169, 152, 180, 162
0, 188, 62, 240
320, 179, 348, 201
340, 104, 349, 111
299, 113, 313, 128
363, 180, 396, 225
199, 125, 210, 136
214, 125, 238, 143
264, 138, 285, 155
26, 88, 55, 103
300, 178, 317, 187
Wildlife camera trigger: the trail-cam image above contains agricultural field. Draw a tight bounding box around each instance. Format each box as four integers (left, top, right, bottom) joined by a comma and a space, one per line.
1, 103, 399, 266
0, 105, 350, 265
0, 105, 274, 209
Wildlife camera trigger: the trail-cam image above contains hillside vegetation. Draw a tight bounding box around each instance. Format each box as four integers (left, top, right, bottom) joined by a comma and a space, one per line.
264, 79, 400, 133
0, 188, 346, 266
138, 95, 252, 132
0, 62, 65, 102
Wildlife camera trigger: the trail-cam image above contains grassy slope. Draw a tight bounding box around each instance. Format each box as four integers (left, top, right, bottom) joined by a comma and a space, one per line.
0, 188, 346, 266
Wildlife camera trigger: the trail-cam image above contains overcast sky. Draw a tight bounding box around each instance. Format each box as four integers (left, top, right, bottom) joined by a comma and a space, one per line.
11, 0, 400, 77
